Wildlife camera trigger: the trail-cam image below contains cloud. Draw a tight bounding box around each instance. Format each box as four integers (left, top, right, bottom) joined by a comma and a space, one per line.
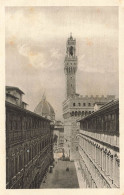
17, 43, 63, 70
17, 44, 47, 68
5, 7, 119, 119
5, 7, 118, 44
50, 48, 62, 60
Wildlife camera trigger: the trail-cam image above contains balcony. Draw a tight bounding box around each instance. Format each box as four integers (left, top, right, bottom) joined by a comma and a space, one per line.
6, 129, 50, 146
79, 130, 119, 148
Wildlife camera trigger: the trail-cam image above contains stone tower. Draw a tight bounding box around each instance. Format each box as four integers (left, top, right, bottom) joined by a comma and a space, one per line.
64, 33, 78, 98
63, 35, 115, 161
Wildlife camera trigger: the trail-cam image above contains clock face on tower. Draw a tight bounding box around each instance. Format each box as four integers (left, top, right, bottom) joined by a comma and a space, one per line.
69, 46, 73, 56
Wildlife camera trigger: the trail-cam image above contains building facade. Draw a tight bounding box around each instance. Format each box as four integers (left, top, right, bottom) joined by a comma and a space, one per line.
53, 120, 64, 152
6, 88, 54, 189
63, 35, 115, 160
77, 100, 119, 188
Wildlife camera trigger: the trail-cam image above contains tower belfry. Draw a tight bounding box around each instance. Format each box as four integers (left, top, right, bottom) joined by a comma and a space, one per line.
64, 34, 78, 98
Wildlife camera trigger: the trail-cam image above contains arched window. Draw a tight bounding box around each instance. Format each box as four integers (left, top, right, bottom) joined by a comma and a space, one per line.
72, 111, 74, 116
82, 111, 84, 116
88, 103, 91, 106
76, 146, 78, 151
73, 103, 75, 106
78, 111, 81, 116
85, 111, 88, 116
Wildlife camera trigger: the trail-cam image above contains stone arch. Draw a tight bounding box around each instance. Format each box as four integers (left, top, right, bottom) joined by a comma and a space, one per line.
78, 111, 81, 116
72, 111, 74, 116
107, 150, 111, 156
82, 111, 84, 116
85, 111, 88, 116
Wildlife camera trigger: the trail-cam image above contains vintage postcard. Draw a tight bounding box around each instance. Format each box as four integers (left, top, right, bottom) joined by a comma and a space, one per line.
0, 0, 124, 195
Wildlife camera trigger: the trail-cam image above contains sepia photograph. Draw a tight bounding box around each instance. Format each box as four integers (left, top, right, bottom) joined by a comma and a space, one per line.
5, 6, 119, 189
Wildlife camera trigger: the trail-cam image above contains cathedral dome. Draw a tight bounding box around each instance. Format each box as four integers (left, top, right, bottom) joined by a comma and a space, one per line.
34, 94, 55, 120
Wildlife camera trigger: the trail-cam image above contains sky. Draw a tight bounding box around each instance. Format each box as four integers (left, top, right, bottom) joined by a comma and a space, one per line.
5, 6, 119, 120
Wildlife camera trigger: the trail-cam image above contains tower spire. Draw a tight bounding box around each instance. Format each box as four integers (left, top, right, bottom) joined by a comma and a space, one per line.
70, 32, 72, 39
42, 90, 46, 101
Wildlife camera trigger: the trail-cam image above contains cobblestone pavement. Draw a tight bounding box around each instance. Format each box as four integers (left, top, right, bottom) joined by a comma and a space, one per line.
40, 159, 79, 188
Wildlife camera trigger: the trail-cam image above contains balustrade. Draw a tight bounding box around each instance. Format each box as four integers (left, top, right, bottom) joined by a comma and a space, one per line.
78, 133, 119, 188
80, 130, 119, 148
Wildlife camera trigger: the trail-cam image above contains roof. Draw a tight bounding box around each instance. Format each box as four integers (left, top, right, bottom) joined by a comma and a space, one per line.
22, 101, 28, 105
55, 120, 63, 126
100, 99, 119, 109
94, 102, 106, 105
54, 128, 64, 132
6, 93, 19, 99
6, 101, 51, 122
78, 99, 119, 122
34, 94, 55, 118
6, 86, 24, 94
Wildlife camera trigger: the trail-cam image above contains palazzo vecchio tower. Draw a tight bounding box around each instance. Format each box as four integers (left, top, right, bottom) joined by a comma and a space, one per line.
63, 34, 115, 160
64, 33, 77, 98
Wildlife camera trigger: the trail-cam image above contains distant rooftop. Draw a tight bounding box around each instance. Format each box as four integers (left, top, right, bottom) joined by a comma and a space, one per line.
55, 120, 64, 126
100, 99, 119, 109
6, 86, 24, 95
6, 93, 19, 99
22, 101, 28, 105
94, 102, 106, 105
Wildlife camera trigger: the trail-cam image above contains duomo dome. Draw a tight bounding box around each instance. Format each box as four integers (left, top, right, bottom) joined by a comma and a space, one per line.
34, 94, 55, 121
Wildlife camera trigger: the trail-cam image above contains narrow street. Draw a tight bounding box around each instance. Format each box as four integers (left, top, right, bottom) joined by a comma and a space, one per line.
40, 159, 79, 188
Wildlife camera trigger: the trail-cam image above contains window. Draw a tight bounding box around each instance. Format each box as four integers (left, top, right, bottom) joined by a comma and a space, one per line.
82, 111, 84, 116
83, 103, 86, 106
72, 111, 74, 116
73, 103, 75, 106
78, 103, 81, 106
112, 114, 115, 120
88, 103, 91, 106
